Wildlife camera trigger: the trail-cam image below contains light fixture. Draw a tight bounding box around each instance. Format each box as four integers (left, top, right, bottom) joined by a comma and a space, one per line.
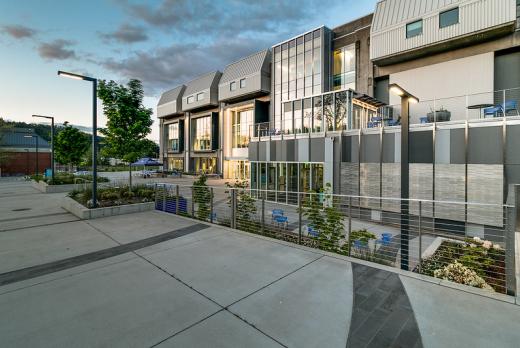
389, 85, 404, 96
57, 70, 95, 82
389, 83, 419, 103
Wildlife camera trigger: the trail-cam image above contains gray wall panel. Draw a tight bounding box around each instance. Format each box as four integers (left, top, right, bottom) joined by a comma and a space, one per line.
258, 142, 267, 161
360, 163, 380, 209
450, 129, 465, 164
506, 125, 520, 164
285, 140, 295, 162
310, 138, 325, 162
435, 129, 450, 164
382, 133, 395, 163
410, 131, 433, 163
435, 164, 466, 221
468, 126, 502, 164
467, 164, 503, 226
361, 134, 380, 163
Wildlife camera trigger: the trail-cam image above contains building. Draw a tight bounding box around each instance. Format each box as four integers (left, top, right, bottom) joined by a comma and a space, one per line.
219, 49, 271, 180
158, 85, 186, 172
0, 128, 51, 176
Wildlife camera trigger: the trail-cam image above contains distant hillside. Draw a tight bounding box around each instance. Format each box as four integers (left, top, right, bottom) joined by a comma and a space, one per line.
0, 118, 92, 141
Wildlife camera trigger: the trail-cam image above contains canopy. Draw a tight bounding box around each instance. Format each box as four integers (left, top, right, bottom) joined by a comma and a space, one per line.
131, 157, 161, 166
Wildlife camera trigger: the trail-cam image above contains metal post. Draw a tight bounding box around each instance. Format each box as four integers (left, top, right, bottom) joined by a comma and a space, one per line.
50, 117, 55, 183
507, 185, 520, 296
418, 200, 422, 273
92, 79, 98, 209
210, 187, 214, 223
298, 192, 302, 245
261, 197, 265, 234
191, 186, 195, 218
348, 196, 352, 255
175, 185, 180, 214
231, 188, 236, 229
162, 185, 166, 212
35, 136, 39, 175
400, 96, 410, 271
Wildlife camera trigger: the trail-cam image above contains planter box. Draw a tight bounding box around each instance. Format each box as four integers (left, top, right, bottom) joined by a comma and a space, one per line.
155, 197, 188, 214
32, 180, 78, 193
61, 196, 155, 220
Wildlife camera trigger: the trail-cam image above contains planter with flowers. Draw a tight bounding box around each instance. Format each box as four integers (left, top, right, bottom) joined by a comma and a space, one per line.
419, 236, 505, 293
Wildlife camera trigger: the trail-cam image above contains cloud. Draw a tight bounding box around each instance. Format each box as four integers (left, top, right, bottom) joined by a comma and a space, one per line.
38, 39, 77, 60
99, 23, 148, 43
2, 24, 37, 39
117, 0, 326, 36
101, 36, 272, 95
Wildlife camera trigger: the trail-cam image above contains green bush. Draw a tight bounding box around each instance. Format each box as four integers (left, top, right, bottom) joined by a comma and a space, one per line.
69, 184, 155, 208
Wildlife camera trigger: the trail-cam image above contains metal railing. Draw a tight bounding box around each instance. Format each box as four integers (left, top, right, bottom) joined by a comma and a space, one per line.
154, 183, 517, 296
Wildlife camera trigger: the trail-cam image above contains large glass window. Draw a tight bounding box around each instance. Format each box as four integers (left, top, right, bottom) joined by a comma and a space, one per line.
227, 160, 249, 180
287, 163, 298, 204
293, 100, 302, 134
313, 96, 322, 132
168, 157, 183, 171
267, 163, 277, 201
324, 94, 334, 131
303, 98, 312, 133
440, 7, 459, 28
194, 157, 216, 174
259, 162, 267, 197
240, 78, 246, 88
192, 116, 211, 151
168, 123, 179, 152
196, 92, 204, 101
250, 162, 258, 195
230, 81, 236, 91
335, 91, 347, 130
300, 163, 311, 193
311, 163, 324, 192
277, 163, 286, 203
333, 44, 356, 91
283, 102, 293, 134
187, 95, 194, 104
232, 109, 253, 148
406, 20, 423, 38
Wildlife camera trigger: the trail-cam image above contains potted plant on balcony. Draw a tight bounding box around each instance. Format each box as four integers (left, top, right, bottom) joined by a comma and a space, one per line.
427, 106, 451, 122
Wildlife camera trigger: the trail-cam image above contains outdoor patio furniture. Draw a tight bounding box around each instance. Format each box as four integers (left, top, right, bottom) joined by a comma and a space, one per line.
210, 212, 217, 222
420, 117, 428, 124
307, 226, 319, 237
353, 239, 369, 252
275, 215, 288, 229
376, 233, 393, 247
271, 209, 284, 221
484, 100, 519, 117
427, 108, 451, 122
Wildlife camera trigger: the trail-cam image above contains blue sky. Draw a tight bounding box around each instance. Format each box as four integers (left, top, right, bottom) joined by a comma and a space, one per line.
0, 0, 377, 141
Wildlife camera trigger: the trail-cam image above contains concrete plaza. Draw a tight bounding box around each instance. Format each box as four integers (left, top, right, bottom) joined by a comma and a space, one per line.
0, 179, 519, 347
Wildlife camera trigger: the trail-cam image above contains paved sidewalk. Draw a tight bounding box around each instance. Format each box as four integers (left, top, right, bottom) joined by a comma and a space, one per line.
0, 181, 519, 347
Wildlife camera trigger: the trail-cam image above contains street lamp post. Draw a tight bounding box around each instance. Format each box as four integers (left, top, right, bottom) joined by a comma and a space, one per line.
389, 83, 419, 271
33, 115, 54, 182
24, 135, 39, 175
58, 70, 98, 208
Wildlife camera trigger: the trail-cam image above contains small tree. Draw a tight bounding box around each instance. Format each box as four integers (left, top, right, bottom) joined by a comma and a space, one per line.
54, 122, 90, 172
97, 79, 153, 187
225, 179, 257, 231
193, 174, 211, 220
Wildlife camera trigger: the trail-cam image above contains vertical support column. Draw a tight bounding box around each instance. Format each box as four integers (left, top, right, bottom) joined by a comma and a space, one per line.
418, 200, 423, 273
231, 188, 236, 229
507, 185, 519, 296
175, 184, 179, 214
210, 187, 214, 223
191, 186, 195, 218
348, 196, 352, 256
162, 185, 166, 212
400, 97, 410, 271
261, 197, 265, 235
298, 192, 303, 245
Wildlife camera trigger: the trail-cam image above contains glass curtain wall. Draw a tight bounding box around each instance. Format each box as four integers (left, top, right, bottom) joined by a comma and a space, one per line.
168, 123, 179, 152
313, 96, 323, 132
324, 94, 334, 131
192, 116, 211, 151
283, 102, 293, 134
294, 100, 302, 134
335, 91, 347, 130
277, 163, 287, 203
232, 109, 253, 148
168, 158, 183, 171
303, 98, 312, 133
267, 163, 277, 201
333, 44, 356, 91
273, 29, 322, 132
194, 157, 217, 174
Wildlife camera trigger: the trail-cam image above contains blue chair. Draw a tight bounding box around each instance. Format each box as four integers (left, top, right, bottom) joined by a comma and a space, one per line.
210, 212, 217, 222
485, 100, 520, 117
353, 239, 369, 252
387, 119, 398, 126
307, 226, 319, 237
275, 215, 288, 229
272, 209, 284, 221
376, 233, 392, 247
420, 117, 428, 124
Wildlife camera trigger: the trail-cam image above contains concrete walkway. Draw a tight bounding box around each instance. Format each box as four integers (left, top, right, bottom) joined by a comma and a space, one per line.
0, 181, 519, 347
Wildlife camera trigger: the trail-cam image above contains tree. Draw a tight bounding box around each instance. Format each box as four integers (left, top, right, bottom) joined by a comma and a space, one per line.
54, 122, 89, 172
141, 139, 160, 158
193, 174, 211, 221
97, 79, 153, 187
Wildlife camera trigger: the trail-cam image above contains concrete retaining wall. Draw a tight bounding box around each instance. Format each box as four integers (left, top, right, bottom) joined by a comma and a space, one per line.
61, 197, 155, 220
32, 181, 77, 193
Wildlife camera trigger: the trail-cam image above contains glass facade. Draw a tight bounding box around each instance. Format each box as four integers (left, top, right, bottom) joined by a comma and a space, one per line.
440, 7, 459, 28
227, 160, 250, 180
194, 157, 217, 174
168, 123, 179, 152
192, 116, 211, 151
273, 29, 323, 129
406, 20, 423, 38
333, 44, 356, 91
250, 161, 324, 203
232, 109, 253, 148
167, 157, 184, 171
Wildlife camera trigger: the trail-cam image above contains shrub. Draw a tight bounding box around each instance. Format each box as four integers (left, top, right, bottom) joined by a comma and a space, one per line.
433, 261, 494, 291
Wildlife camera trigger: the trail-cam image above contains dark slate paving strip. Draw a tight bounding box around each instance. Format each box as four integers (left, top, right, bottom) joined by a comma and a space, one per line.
347, 263, 423, 348
0, 223, 208, 287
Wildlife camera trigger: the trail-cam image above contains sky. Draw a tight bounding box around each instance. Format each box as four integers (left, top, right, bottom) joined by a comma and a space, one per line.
0, 0, 377, 142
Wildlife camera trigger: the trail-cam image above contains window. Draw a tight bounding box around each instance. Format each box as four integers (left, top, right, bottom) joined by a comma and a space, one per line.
232, 109, 253, 148
196, 92, 204, 101
167, 158, 183, 171
230, 81, 236, 91
406, 20, 423, 38
333, 44, 356, 91
192, 116, 211, 151
240, 78, 246, 88
440, 7, 459, 28
187, 95, 194, 104
194, 157, 217, 174
283, 102, 293, 134
168, 123, 179, 152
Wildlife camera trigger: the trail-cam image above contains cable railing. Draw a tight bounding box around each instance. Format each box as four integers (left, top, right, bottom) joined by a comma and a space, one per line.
154, 183, 517, 296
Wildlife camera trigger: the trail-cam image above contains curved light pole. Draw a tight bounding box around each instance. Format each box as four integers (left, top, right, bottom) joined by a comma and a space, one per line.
23, 134, 39, 175
33, 115, 54, 182
58, 70, 98, 208
389, 83, 419, 271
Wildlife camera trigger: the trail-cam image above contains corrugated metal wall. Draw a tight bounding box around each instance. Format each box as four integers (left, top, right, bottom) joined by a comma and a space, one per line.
371, 0, 516, 60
